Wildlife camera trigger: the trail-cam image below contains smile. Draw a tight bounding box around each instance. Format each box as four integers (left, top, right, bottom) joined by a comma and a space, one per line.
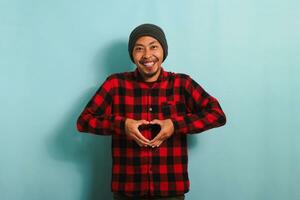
142, 61, 155, 67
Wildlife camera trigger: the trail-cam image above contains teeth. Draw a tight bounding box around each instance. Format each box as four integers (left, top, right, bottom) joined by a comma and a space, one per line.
143, 62, 154, 67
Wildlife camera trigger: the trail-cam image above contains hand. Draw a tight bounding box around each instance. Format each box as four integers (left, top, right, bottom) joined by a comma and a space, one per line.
125, 118, 150, 147
149, 119, 174, 148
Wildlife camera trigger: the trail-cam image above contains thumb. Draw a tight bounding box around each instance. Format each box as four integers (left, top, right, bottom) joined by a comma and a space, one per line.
138, 119, 150, 126
150, 119, 161, 125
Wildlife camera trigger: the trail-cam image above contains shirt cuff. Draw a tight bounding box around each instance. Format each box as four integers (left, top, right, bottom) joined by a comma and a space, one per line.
112, 115, 126, 135
171, 116, 188, 135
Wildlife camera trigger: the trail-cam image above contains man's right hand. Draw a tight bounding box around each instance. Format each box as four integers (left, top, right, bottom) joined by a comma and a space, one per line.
125, 118, 150, 147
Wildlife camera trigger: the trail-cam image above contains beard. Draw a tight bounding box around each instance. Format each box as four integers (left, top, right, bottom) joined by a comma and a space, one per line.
143, 65, 160, 77
139, 58, 161, 78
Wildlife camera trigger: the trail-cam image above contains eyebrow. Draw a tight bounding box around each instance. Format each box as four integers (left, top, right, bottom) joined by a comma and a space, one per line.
134, 40, 158, 47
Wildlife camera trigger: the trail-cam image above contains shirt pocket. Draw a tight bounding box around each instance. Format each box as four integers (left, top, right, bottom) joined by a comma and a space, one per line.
161, 101, 187, 118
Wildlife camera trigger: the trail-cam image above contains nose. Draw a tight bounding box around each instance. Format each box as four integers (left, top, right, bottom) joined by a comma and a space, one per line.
143, 48, 151, 59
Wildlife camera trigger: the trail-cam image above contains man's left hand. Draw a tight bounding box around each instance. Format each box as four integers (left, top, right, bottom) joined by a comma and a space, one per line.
149, 119, 174, 148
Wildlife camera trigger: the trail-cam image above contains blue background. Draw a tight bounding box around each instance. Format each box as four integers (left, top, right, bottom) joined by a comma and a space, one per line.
1, 0, 299, 199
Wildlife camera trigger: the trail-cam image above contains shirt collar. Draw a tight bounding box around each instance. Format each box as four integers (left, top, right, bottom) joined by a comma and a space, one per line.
133, 67, 169, 82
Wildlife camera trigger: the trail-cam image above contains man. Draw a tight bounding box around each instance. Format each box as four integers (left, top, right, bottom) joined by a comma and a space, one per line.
77, 23, 226, 200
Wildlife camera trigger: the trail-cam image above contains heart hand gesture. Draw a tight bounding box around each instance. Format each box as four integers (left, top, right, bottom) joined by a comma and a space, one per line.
125, 118, 175, 148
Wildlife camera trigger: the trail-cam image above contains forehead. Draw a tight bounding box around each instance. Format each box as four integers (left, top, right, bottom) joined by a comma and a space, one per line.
134, 36, 159, 46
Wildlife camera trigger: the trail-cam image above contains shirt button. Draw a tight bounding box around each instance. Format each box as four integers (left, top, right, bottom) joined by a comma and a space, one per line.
149, 107, 152, 112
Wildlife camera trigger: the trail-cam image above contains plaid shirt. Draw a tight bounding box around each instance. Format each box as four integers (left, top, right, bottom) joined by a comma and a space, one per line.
76, 67, 226, 197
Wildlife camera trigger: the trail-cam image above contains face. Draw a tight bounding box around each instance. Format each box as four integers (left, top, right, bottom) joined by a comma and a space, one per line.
132, 36, 164, 82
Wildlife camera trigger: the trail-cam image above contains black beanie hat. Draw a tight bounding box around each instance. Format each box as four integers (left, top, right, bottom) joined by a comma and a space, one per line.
128, 23, 168, 63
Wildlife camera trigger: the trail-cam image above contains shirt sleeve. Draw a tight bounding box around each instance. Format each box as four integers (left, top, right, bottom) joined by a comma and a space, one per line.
171, 75, 226, 135
76, 76, 126, 135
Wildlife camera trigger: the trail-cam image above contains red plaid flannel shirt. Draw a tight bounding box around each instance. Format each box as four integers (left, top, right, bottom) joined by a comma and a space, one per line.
76, 67, 226, 197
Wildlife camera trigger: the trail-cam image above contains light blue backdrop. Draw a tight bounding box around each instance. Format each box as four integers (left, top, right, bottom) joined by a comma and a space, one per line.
1, 0, 299, 200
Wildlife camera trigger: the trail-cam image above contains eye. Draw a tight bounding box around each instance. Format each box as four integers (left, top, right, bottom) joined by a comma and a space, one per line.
134, 47, 143, 51
151, 45, 158, 50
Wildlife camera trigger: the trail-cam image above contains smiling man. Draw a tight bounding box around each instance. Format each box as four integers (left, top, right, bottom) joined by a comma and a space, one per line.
77, 24, 226, 200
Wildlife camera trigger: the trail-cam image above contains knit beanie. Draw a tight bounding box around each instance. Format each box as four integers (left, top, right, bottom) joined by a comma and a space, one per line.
128, 23, 168, 63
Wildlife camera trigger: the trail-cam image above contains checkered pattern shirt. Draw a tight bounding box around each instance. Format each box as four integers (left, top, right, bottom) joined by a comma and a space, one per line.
76, 67, 226, 197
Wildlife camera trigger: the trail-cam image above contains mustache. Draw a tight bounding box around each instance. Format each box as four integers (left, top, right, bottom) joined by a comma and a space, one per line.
139, 56, 159, 63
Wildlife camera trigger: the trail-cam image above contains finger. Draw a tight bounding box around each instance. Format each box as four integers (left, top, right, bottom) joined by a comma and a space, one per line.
149, 119, 162, 125
135, 139, 147, 147
137, 120, 150, 126
149, 131, 164, 145
156, 140, 163, 147
150, 139, 163, 148
134, 129, 150, 143
131, 134, 149, 147
126, 127, 150, 144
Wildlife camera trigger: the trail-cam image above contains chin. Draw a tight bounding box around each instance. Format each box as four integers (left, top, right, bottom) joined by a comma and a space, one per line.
149, 71, 161, 80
